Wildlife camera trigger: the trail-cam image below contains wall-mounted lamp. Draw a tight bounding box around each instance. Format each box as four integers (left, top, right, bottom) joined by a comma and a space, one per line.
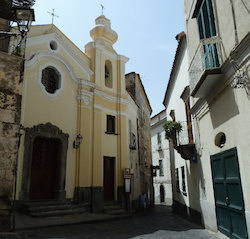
0, 7, 35, 37
73, 133, 83, 149
15, 7, 35, 35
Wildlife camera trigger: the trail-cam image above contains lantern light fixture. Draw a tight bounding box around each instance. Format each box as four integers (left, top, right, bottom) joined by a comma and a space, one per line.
73, 134, 83, 149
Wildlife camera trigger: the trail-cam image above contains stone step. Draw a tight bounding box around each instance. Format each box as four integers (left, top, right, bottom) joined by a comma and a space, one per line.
30, 207, 87, 217
103, 202, 127, 215
18, 200, 89, 218
103, 204, 122, 210
27, 203, 82, 213
104, 208, 127, 215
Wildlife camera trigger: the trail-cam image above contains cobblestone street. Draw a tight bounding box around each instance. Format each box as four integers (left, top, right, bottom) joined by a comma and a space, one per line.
0, 206, 229, 239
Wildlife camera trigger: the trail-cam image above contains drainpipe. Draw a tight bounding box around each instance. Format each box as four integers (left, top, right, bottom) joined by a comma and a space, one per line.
229, 0, 239, 46
12, 125, 24, 231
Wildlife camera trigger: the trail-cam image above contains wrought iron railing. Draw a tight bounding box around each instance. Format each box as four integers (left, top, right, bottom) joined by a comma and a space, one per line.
189, 36, 222, 94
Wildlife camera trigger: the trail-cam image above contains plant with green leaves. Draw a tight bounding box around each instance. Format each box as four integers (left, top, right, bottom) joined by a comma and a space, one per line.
163, 120, 182, 139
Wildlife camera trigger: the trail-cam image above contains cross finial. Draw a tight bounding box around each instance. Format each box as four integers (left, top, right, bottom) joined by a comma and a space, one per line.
100, 4, 105, 15
47, 8, 59, 25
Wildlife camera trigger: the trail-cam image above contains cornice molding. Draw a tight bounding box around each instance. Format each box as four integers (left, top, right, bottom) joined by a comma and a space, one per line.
25, 50, 93, 84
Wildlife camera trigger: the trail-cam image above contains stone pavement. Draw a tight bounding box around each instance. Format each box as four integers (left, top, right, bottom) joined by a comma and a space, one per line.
0, 205, 230, 239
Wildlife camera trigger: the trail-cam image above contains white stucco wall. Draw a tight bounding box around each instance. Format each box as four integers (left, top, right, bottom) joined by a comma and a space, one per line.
197, 70, 250, 233
182, 0, 250, 234
151, 111, 172, 205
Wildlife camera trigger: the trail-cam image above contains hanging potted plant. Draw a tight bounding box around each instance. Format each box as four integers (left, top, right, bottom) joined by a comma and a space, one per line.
163, 120, 182, 140
13, 46, 22, 57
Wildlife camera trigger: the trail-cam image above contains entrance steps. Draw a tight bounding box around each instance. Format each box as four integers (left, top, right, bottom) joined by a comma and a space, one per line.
103, 201, 127, 215
18, 200, 88, 218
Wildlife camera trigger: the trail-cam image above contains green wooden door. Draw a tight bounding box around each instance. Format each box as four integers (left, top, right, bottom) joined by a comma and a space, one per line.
211, 147, 248, 239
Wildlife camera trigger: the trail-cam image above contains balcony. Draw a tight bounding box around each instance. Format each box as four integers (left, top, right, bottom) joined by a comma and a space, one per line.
174, 121, 197, 161
189, 36, 222, 98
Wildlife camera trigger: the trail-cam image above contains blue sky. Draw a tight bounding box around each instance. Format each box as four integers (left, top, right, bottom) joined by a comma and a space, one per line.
33, 0, 185, 116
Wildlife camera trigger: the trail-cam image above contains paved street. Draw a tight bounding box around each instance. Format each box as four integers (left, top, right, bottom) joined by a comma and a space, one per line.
0, 206, 228, 239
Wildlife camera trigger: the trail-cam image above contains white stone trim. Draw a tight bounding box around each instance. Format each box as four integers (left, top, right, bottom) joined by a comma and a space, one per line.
94, 89, 128, 105
48, 39, 60, 53
94, 104, 126, 116
118, 55, 129, 63
25, 50, 92, 84
26, 32, 93, 77
38, 62, 65, 98
85, 41, 123, 61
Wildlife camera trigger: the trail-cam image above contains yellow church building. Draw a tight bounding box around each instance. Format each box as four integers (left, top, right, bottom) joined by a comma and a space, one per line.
15, 15, 153, 214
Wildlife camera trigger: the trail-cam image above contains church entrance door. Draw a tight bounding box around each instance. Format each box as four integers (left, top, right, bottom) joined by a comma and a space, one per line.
103, 157, 115, 201
30, 137, 60, 200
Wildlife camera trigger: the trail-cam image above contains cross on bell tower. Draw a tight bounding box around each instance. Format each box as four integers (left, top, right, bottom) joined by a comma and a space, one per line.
100, 4, 105, 15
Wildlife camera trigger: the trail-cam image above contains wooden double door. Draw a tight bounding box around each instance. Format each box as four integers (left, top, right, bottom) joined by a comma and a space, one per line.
103, 157, 115, 201
29, 137, 60, 200
211, 148, 248, 239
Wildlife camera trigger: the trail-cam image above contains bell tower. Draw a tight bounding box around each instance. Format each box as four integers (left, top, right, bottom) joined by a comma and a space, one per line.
85, 15, 129, 93
83, 15, 129, 212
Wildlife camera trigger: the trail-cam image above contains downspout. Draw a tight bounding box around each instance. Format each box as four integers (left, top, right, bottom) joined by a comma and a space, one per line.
229, 0, 239, 46
117, 60, 122, 201
75, 81, 82, 196
91, 47, 96, 211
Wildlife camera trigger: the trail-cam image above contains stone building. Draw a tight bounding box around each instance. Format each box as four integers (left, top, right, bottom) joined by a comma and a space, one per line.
9, 15, 153, 223
125, 72, 153, 210
0, 4, 25, 230
0, 50, 23, 231
151, 110, 172, 206
178, 0, 250, 238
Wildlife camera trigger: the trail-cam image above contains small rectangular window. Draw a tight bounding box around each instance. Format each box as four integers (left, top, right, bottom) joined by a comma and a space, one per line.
106, 115, 115, 134
176, 168, 180, 192
157, 132, 161, 145
159, 160, 164, 176
181, 166, 187, 195
185, 99, 194, 144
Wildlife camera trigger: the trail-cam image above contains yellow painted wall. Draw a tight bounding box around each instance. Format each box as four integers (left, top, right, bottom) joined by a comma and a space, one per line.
17, 18, 133, 203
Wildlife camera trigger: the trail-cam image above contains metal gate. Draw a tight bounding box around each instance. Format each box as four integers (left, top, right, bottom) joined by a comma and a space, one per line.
211, 147, 248, 239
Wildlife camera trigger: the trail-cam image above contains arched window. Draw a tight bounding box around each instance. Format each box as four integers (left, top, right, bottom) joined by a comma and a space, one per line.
105, 60, 112, 88
41, 67, 61, 94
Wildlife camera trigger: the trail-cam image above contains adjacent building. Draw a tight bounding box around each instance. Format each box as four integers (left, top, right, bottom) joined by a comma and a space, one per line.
163, 32, 199, 221
169, 0, 250, 238
151, 110, 172, 205
126, 72, 153, 210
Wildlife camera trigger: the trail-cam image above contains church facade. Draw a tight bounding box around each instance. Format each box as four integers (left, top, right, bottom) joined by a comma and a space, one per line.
15, 15, 153, 213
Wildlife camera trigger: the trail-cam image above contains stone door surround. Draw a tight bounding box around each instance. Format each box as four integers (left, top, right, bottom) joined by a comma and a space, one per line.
19, 122, 69, 201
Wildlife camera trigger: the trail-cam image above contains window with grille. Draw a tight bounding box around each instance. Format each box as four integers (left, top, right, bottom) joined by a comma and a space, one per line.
41, 67, 60, 94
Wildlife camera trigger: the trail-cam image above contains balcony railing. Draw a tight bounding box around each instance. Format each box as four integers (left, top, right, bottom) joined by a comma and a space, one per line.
176, 121, 189, 146
175, 121, 197, 161
189, 36, 222, 96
